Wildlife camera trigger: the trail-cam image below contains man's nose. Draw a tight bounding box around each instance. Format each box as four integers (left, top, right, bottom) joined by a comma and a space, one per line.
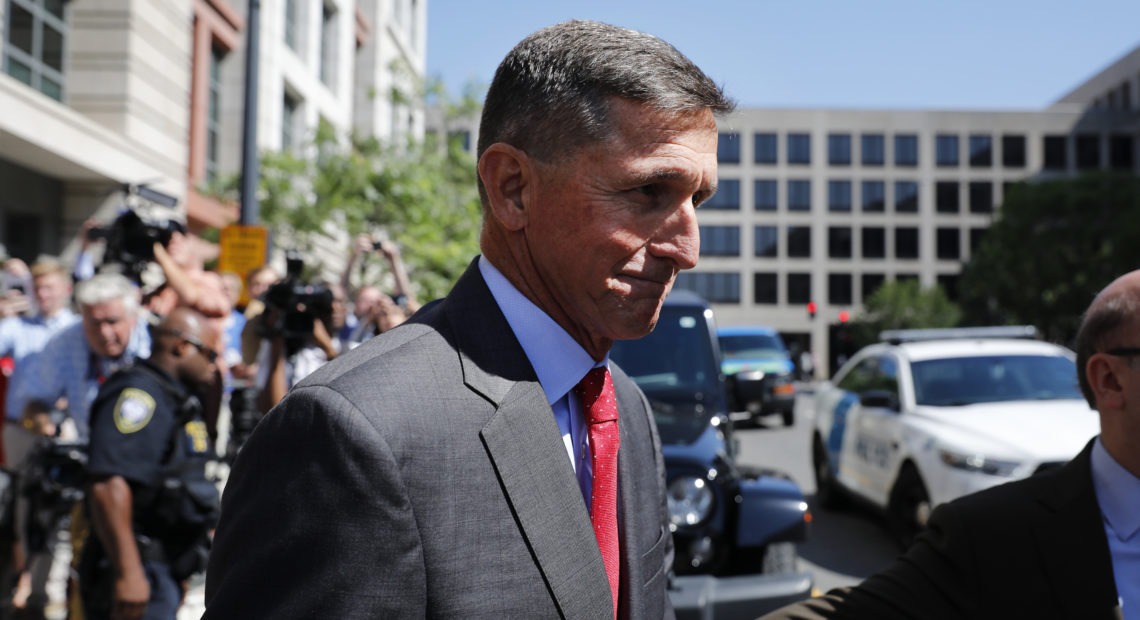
648, 201, 700, 270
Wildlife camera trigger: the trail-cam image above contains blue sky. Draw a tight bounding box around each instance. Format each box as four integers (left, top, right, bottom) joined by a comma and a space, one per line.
427, 0, 1140, 109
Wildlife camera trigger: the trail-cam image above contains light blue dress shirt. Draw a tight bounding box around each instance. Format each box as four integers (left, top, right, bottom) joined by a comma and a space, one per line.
479, 256, 606, 508
1091, 437, 1140, 617
0, 308, 78, 365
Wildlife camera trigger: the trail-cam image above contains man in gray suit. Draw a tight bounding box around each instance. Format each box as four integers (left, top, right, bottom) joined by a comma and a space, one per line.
204, 20, 733, 619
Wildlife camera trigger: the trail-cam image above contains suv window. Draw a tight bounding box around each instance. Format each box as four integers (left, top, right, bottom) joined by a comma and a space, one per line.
837, 356, 878, 393
912, 355, 1081, 406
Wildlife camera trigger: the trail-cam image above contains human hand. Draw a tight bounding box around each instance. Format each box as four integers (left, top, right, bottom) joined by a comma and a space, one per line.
111, 570, 150, 620
353, 234, 373, 255
0, 291, 30, 317
80, 217, 106, 249
312, 316, 337, 358
376, 239, 400, 261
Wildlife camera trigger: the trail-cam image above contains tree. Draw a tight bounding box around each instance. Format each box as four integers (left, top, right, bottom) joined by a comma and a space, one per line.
848, 280, 961, 347
959, 171, 1140, 344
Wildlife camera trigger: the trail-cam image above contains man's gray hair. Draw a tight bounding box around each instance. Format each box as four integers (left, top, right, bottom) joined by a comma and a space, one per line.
75, 272, 139, 313
477, 20, 734, 174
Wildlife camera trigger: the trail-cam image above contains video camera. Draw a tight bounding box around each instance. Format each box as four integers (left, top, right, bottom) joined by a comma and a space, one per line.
98, 184, 186, 287
261, 250, 334, 356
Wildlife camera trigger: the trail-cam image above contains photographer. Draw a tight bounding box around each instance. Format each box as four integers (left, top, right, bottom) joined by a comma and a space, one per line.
338, 234, 419, 348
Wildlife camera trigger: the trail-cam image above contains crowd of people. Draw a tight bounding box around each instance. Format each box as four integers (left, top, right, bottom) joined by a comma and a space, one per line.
0, 220, 416, 618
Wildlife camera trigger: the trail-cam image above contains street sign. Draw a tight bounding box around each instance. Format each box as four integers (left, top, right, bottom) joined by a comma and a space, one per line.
218, 225, 268, 306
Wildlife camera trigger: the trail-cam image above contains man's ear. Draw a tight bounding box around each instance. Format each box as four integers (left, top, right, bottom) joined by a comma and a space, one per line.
1087, 356, 1124, 410
478, 143, 532, 232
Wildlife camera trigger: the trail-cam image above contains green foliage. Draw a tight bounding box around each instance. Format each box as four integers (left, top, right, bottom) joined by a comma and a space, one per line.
848, 280, 961, 346
959, 171, 1140, 344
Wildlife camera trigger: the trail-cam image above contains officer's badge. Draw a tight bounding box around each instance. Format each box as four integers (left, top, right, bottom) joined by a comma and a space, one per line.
114, 388, 156, 434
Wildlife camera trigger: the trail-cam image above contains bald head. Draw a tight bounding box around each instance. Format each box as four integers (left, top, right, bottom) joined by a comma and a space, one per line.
151, 308, 219, 387
1075, 269, 1140, 407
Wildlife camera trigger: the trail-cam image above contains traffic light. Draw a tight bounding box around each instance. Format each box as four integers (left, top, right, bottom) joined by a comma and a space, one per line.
838, 310, 850, 323
806, 301, 817, 319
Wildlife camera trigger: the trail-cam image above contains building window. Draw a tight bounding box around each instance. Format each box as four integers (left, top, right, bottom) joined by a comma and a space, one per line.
787, 226, 812, 258
936, 181, 959, 213
754, 226, 778, 258
895, 134, 918, 167
861, 133, 885, 166
754, 180, 778, 211
674, 272, 740, 303
282, 91, 300, 151
968, 182, 993, 214
829, 274, 853, 306
895, 227, 919, 259
1076, 134, 1100, 170
897, 273, 920, 284
320, 3, 338, 88
3, 0, 67, 101
862, 180, 885, 212
828, 227, 852, 258
206, 46, 226, 183
754, 132, 778, 164
699, 226, 739, 257
1109, 135, 1134, 170
284, 0, 299, 50
937, 274, 960, 302
969, 134, 992, 167
787, 273, 812, 304
936, 134, 959, 167
704, 179, 740, 210
753, 273, 778, 305
895, 181, 918, 213
970, 228, 987, 252
936, 227, 961, 260
788, 179, 811, 211
862, 227, 885, 259
828, 133, 852, 165
1002, 134, 1026, 167
1043, 135, 1067, 170
788, 133, 811, 165
862, 273, 886, 301
828, 180, 852, 212
718, 132, 741, 163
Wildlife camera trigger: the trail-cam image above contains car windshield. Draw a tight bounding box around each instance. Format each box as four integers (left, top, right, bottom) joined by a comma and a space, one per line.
610, 305, 719, 441
719, 333, 786, 360
911, 354, 1082, 406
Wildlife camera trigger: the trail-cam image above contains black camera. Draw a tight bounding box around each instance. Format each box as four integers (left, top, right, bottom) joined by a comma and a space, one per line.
261, 251, 334, 355
100, 185, 185, 286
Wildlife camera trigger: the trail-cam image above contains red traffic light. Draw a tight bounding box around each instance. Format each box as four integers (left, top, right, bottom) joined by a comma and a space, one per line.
838, 310, 850, 323
806, 301, 817, 318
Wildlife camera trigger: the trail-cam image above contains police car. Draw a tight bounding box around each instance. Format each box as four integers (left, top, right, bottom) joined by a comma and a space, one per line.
809, 326, 1100, 546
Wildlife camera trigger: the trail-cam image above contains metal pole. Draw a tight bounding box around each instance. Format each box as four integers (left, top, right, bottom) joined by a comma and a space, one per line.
239, 0, 261, 225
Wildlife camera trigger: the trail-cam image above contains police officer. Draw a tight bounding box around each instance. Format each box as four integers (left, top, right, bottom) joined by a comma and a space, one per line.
81, 307, 220, 620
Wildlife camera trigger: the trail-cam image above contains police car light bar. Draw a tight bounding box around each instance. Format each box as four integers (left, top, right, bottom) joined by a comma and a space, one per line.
879, 325, 1039, 344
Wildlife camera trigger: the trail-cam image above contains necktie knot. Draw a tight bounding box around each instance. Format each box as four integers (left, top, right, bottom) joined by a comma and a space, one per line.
576, 367, 618, 424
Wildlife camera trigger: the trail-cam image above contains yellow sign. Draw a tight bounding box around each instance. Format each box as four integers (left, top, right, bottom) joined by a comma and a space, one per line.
218, 225, 268, 306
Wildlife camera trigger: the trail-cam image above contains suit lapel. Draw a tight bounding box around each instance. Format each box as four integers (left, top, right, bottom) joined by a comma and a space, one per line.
444, 260, 613, 618
1032, 441, 1119, 616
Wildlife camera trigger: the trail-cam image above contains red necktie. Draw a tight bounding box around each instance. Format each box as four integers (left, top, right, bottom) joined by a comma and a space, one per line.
576, 367, 620, 617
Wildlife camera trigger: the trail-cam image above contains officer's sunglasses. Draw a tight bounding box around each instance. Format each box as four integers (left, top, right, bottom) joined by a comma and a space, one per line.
154, 326, 219, 363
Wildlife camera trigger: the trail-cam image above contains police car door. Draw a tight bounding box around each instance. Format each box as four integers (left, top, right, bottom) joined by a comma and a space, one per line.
850, 354, 904, 507
826, 355, 881, 499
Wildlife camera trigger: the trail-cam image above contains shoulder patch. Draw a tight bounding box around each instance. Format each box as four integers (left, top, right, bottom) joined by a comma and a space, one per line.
114, 388, 157, 434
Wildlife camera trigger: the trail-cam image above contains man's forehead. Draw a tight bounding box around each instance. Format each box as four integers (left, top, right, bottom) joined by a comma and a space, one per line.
84, 298, 128, 316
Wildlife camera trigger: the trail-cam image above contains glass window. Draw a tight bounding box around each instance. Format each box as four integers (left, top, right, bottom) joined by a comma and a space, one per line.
861, 134, 885, 166
937, 274, 960, 302
704, 179, 740, 210
1110, 135, 1134, 170
896, 227, 919, 259
895, 134, 918, 167
754, 226, 778, 258
970, 228, 987, 252
936, 228, 961, 260
206, 46, 226, 182
969, 182, 993, 214
828, 180, 852, 212
862, 180, 885, 212
320, 3, 338, 88
787, 226, 812, 258
282, 91, 300, 151
674, 272, 740, 303
3, 0, 68, 101
936, 181, 959, 214
718, 132, 741, 163
862, 273, 885, 301
787, 272, 812, 304
285, 0, 299, 50
788, 133, 811, 165
754, 179, 778, 211
969, 134, 992, 167
829, 273, 853, 306
699, 226, 740, 257
788, 179, 811, 211
837, 356, 879, 393
828, 227, 852, 258
753, 273, 778, 305
1043, 135, 1067, 170
1002, 134, 1026, 168
912, 355, 1081, 406
754, 132, 778, 164
828, 133, 852, 165
1076, 134, 1099, 170
936, 134, 959, 167
862, 227, 885, 259
895, 181, 918, 213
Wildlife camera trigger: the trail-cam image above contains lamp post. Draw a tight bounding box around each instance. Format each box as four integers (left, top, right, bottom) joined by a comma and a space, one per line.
239, 0, 261, 225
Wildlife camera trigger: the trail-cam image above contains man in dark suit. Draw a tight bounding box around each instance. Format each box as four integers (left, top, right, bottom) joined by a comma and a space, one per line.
762, 270, 1140, 620
204, 20, 733, 619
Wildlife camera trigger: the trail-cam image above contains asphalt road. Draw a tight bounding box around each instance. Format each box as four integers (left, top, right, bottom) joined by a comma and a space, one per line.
732, 388, 902, 594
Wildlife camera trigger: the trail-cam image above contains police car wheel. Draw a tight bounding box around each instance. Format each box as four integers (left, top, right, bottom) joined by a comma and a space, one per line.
887, 464, 930, 550
812, 435, 844, 510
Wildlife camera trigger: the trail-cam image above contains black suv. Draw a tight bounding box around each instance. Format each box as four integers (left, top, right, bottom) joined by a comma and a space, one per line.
610, 289, 812, 619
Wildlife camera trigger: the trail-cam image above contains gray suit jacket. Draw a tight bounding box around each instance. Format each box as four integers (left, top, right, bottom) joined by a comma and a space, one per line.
204, 260, 675, 619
